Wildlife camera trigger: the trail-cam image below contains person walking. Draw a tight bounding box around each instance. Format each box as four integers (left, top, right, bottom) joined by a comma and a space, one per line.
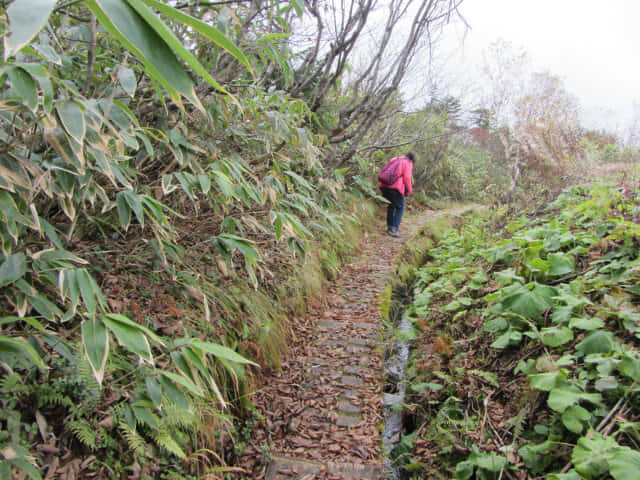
378, 151, 415, 237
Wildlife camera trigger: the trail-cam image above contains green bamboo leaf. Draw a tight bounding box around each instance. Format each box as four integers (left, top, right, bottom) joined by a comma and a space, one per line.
7, 66, 38, 110
1, 443, 42, 480
145, 377, 163, 407
4, 0, 57, 59
76, 269, 106, 317
82, 317, 109, 385
104, 313, 165, 346
158, 374, 189, 408
138, 0, 254, 76
215, 233, 261, 265
0, 253, 27, 288
160, 370, 203, 397
126, 0, 231, 101
60, 269, 81, 309
117, 190, 144, 227
198, 174, 211, 194
56, 99, 86, 145
86, 0, 197, 108
0, 336, 46, 369
103, 315, 153, 363
117, 66, 138, 97
115, 191, 132, 229
191, 340, 258, 366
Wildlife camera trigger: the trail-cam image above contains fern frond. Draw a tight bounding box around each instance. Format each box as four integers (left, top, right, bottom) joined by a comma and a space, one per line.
37, 391, 74, 409
162, 404, 200, 431
505, 406, 528, 441
68, 420, 97, 450
118, 421, 147, 458
154, 430, 186, 459
0, 372, 23, 393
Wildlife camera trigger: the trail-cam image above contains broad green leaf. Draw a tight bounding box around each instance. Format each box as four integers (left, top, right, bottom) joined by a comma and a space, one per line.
86, 0, 197, 108
546, 471, 581, 480
529, 370, 568, 391
82, 317, 109, 384
549, 252, 574, 276
540, 326, 574, 347
561, 404, 591, 433
4, 0, 57, 59
410, 382, 443, 392
572, 432, 620, 479
139, 0, 254, 76
569, 316, 604, 331
576, 331, 615, 356
191, 340, 258, 366
490, 328, 522, 349
547, 386, 602, 412
56, 99, 86, 145
103, 315, 152, 363
0, 336, 45, 369
473, 451, 508, 472
594, 376, 618, 391
500, 283, 556, 319
619, 354, 640, 381
7, 66, 38, 110
609, 448, 640, 480
526, 257, 549, 273
0, 253, 27, 288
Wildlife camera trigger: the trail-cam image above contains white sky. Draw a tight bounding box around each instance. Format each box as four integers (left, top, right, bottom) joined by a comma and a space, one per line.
439, 0, 640, 131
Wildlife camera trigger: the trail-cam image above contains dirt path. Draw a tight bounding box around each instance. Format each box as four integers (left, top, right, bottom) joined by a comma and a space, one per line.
236, 206, 476, 479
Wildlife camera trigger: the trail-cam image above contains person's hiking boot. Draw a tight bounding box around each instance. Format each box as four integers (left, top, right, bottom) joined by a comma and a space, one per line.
388, 228, 402, 238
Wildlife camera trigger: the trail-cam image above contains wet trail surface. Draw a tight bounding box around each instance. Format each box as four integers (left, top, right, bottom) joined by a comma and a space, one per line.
237, 208, 473, 479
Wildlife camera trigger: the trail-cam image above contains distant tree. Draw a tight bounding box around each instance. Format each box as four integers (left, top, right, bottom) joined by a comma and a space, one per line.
282, 0, 465, 167
476, 41, 585, 200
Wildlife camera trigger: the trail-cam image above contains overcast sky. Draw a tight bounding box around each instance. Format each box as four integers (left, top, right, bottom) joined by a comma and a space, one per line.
439, 0, 639, 131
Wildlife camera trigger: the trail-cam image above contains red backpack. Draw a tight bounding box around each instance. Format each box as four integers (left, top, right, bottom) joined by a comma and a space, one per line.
378, 157, 403, 185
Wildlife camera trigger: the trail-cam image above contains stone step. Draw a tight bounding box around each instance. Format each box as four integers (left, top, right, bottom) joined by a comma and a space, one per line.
266, 456, 383, 480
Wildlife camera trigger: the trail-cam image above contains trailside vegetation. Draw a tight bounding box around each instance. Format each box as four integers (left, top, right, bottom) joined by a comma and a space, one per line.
393, 180, 640, 479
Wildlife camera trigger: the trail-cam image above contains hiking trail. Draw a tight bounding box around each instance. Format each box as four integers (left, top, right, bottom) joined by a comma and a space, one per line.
238, 206, 475, 479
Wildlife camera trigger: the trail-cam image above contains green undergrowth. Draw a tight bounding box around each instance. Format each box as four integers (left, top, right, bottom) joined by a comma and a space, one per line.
382, 212, 474, 326
392, 182, 640, 479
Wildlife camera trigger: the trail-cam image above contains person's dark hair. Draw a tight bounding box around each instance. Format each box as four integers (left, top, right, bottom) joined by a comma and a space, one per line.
405, 151, 416, 162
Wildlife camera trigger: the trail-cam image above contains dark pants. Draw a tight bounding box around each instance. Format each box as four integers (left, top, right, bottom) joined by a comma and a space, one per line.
380, 187, 404, 232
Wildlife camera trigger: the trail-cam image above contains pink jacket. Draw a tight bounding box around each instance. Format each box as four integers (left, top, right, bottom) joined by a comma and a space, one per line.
378, 156, 413, 196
